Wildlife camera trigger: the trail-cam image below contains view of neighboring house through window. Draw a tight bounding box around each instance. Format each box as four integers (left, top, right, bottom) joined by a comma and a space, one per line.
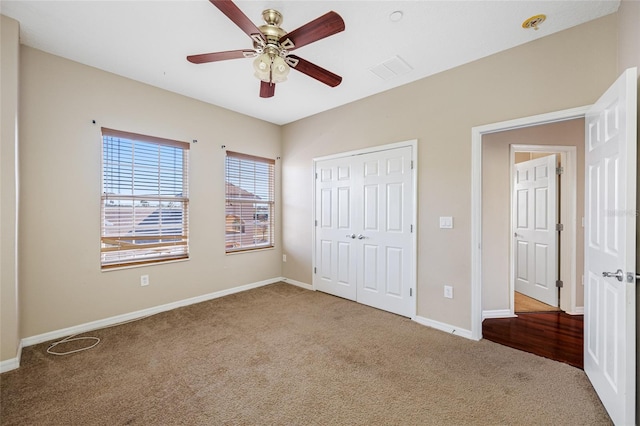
101, 128, 189, 269
225, 151, 275, 253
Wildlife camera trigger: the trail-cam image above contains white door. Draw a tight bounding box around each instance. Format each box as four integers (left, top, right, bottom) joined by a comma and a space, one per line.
584, 68, 637, 426
513, 155, 558, 307
356, 147, 414, 316
314, 145, 415, 317
314, 156, 357, 301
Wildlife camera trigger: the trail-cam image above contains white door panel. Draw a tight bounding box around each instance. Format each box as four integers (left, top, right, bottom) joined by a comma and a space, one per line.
356, 147, 413, 316
584, 67, 636, 426
314, 158, 357, 300
513, 154, 558, 306
314, 146, 414, 317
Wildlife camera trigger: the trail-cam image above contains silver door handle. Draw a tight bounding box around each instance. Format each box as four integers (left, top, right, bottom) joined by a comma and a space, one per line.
346, 234, 356, 239
602, 269, 623, 282
357, 234, 367, 240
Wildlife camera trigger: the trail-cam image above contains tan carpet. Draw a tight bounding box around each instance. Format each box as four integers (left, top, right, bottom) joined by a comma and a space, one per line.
1, 283, 611, 425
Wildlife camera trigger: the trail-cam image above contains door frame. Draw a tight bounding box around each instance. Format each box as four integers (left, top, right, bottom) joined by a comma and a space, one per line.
311, 139, 419, 319
509, 145, 578, 315
470, 106, 589, 340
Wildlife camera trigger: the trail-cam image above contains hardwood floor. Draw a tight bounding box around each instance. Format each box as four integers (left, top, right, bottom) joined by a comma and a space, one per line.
482, 312, 584, 369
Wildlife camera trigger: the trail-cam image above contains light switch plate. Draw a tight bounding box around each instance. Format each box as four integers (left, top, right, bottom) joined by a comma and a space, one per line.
439, 216, 453, 229
444, 285, 453, 299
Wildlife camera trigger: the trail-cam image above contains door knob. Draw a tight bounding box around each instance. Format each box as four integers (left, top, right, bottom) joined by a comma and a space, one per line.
357, 234, 367, 240
345, 234, 356, 239
602, 269, 623, 282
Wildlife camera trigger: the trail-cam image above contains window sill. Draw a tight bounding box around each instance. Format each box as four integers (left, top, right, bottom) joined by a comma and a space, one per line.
225, 247, 275, 256
101, 257, 190, 272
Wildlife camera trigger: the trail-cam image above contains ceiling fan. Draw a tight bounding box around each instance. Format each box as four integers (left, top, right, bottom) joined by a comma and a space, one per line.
187, 0, 345, 98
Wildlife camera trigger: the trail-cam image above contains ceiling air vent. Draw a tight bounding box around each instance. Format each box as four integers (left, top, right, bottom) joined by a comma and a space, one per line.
369, 55, 412, 81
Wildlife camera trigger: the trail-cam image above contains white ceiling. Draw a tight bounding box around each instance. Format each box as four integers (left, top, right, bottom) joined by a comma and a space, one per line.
1, 0, 620, 125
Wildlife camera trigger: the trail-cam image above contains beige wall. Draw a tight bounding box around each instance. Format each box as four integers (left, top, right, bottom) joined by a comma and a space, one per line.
282, 15, 618, 330
1, 15, 21, 362
482, 120, 585, 312
618, 0, 640, 76
17, 47, 282, 339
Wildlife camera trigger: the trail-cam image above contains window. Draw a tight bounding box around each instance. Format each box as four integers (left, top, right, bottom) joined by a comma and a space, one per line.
225, 151, 275, 253
101, 128, 189, 269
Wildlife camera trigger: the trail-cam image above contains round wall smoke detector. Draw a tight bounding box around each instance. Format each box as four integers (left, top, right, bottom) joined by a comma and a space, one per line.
522, 14, 546, 30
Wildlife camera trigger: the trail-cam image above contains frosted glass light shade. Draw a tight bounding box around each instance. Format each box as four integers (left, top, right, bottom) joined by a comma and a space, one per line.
253, 53, 289, 83
271, 56, 289, 83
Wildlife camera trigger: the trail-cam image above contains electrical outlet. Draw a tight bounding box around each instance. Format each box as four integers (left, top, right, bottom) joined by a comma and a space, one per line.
141, 275, 149, 287
444, 285, 453, 299
282, 254, 287, 262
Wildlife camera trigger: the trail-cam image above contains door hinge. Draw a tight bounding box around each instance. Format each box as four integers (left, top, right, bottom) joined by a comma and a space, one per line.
556, 223, 564, 231
411, 160, 414, 170
410, 224, 413, 233
556, 280, 563, 288
410, 288, 413, 297
315, 172, 318, 179
556, 167, 564, 175
314, 267, 317, 274
315, 220, 318, 227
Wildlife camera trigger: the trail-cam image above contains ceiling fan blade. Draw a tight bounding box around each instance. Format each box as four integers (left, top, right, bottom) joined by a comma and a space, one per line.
209, 0, 265, 43
260, 81, 275, 98
279, 11, 344, 51
288, 55, 342, 87
187, 49, 255, 64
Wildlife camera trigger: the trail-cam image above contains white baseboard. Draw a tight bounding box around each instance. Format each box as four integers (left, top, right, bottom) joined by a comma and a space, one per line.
21, 277, 282, 349
413, 315, 475, 341
0, 341, 22, 373
482, 309, 516, 320
280, 277, 313, 290
567, 306, 584, 315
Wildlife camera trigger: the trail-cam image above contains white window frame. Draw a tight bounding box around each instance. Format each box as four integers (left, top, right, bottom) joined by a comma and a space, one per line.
101, 128, 190, 269
225, 151, 275, 253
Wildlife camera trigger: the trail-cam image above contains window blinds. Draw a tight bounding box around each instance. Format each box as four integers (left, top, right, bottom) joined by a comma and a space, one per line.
101, 128, 190, 268
225, 151, 275, 252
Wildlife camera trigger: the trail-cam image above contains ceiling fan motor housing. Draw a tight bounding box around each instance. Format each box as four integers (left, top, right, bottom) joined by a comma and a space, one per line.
257, 9, 288, 51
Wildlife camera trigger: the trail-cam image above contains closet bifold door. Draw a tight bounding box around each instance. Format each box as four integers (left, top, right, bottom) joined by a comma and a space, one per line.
314, 145, 414, 318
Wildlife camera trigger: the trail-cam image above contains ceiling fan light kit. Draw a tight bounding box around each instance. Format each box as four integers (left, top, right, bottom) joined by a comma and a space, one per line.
253, 53, 289, 83
187, 0, 345, 98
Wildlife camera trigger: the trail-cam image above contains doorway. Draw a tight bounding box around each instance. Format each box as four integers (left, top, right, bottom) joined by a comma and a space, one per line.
510, 146, 579, 315
479, 122, 584, 367
513, 153, 560, 309
470, 105, 590, 341
480, 122, 584, 321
